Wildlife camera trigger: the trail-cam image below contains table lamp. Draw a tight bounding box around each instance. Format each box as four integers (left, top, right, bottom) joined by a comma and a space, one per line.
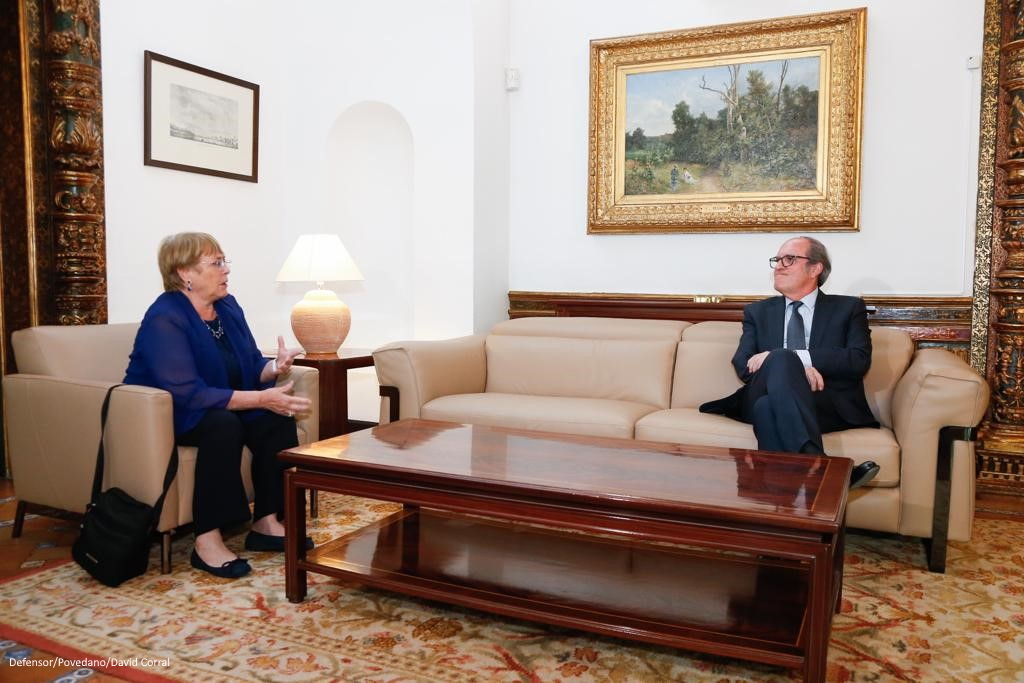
275, 234, 364, 354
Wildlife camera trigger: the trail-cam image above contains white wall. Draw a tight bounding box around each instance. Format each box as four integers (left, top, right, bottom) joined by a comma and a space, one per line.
100, 1, 985, 419
507, 0, 985, 297
101, 0, 479, 420
104, 0, 478, 340
473, 0, 513, 333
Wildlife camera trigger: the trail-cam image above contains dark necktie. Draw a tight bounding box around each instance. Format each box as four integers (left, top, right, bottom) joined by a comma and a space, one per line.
786, 301, 806, 350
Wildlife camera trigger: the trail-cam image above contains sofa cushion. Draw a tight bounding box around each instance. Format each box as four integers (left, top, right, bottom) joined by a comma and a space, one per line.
821, 426, 900, 487
637, 408, 757, 450
670, 322, 744, 410
485, 335, 678, 408
491, 316, 690, 341
422, 393, 659, 439
861, 327, 914, 429
636, 408, 900, 487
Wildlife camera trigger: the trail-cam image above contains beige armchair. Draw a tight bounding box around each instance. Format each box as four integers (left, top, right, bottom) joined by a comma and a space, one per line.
3, 323, 319, 572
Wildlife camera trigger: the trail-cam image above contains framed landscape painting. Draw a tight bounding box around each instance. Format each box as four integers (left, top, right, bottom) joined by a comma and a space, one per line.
587, 9, 866, 233
144, 51, 260, 182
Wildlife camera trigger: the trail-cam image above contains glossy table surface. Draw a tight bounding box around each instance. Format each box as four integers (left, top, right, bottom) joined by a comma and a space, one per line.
281, 418, 848, 533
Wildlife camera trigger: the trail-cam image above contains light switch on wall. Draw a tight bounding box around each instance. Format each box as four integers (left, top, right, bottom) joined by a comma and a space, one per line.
505, 67, 521, 91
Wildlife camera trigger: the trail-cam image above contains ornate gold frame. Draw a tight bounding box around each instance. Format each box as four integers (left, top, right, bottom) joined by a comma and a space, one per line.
587, 9, 866, 234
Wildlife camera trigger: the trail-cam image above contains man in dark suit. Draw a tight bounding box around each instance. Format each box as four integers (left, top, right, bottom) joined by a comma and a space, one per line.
700, 236, 880, 489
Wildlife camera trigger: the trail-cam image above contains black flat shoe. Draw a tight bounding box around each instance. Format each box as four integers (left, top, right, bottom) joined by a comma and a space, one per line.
850, 461, 880, 490
244, 530, 314, 552
190, 549, 251, 579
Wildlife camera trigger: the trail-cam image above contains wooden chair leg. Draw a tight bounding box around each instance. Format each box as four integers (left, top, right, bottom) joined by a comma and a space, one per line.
379, 386, 400, 423
310, 489, 319, 519
160, 532, 173, 573
924, 425, 978, 573
11, 500, 26, 538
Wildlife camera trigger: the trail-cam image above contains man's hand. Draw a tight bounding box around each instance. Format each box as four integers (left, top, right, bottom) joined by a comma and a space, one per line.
805, 366, 825, 392
746, 351, 771, 374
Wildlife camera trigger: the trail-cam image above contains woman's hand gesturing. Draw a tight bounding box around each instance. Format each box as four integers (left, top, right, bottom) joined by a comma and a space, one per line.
261, 380, 312, 417
262, 336, 304, 383
274, 335, 303, 373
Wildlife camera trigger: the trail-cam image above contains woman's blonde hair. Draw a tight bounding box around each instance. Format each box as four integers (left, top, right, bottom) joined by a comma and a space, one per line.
158, 232, 223, 292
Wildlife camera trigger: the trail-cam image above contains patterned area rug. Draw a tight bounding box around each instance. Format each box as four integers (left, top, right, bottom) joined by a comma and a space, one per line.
1, 493, 1022, 682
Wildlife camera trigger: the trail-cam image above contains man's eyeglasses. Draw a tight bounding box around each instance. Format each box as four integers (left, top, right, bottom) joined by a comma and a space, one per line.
769, 255, 813, 269
201, 258, 232, 270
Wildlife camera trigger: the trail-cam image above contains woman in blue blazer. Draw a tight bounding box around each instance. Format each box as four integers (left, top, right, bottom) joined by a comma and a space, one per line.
124, 232, 311, 578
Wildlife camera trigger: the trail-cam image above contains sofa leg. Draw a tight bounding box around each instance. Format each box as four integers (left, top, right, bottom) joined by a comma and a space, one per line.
11, 500, 26, 538
925, 425, 978, 573
160, 531, 173, 574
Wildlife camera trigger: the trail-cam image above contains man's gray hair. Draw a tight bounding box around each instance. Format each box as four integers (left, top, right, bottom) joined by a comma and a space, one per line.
800, 236, 831, 286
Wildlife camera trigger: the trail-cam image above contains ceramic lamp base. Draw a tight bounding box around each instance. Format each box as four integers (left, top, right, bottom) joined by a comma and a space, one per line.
290, 288, 351, 354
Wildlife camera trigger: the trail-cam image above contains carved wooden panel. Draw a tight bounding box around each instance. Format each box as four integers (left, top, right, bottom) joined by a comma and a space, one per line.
976, 0, 1024, 502
509, 291, 973, 360
0, 0, 109, 477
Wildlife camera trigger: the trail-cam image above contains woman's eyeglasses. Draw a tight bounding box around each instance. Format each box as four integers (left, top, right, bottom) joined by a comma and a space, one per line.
201, 258, 232, 270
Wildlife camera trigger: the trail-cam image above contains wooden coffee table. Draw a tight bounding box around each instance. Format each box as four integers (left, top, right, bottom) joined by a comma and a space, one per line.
280, 419, 850, 682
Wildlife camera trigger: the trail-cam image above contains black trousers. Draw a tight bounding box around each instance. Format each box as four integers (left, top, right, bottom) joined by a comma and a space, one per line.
178, 409, 297, 536
739, 350, 848, 455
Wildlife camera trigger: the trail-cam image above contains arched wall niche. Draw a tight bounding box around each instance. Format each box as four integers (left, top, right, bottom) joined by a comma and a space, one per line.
326, 101, 414, 346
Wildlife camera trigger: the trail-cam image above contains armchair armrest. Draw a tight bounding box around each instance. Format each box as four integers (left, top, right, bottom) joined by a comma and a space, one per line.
282, 364, 318, 443
373, 335, 487, 422
3, 375, 176, 515
890, 348, 990, 544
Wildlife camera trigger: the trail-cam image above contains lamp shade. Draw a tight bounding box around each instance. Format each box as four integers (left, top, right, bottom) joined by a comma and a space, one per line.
276, 234, 363, 355
275, 234, 364, 284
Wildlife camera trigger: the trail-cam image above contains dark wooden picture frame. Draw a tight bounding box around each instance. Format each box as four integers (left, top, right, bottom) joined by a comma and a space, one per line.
144, 51, 259, 182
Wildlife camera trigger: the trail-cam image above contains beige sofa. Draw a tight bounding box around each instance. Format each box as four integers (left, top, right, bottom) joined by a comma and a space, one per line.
374, 316, 990, 572
3, 323, 319, 571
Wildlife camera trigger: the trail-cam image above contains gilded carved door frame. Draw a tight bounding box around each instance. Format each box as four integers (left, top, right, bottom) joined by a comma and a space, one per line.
0, 0, 108, 476
1, 0, 108, 337
975, 0, 1024, 499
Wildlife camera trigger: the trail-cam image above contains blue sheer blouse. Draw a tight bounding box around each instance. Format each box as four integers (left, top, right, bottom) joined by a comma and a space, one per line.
123, 291, 273, 435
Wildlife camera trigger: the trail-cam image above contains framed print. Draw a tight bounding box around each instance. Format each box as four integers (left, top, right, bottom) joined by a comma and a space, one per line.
144, 51, 259, 182
587, 9, 866, 233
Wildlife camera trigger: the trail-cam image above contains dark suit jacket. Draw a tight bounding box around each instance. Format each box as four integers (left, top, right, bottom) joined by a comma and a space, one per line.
123, 291, 273, 435
701, 292, 878, 430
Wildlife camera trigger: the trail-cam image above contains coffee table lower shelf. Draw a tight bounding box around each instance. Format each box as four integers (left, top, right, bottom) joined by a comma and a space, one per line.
298, 507, 811, 671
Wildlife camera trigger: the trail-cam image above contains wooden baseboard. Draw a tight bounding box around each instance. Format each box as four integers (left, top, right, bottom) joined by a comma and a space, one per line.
975, 491, 1024, 520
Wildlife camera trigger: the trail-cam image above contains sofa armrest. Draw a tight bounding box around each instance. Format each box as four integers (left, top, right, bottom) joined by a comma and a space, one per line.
373, 335, 487, 422
281, 364, 318, 443
890, 349, 990, 541
3, 375, 176, 514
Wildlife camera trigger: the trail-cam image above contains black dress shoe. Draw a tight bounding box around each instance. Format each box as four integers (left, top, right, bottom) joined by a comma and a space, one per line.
190, 549, 251, 579
850, 461, 880, 490
244, 530, 314, 552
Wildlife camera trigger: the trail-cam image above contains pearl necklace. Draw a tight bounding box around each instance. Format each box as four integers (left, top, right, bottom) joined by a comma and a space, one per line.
204, 318, 225, 339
